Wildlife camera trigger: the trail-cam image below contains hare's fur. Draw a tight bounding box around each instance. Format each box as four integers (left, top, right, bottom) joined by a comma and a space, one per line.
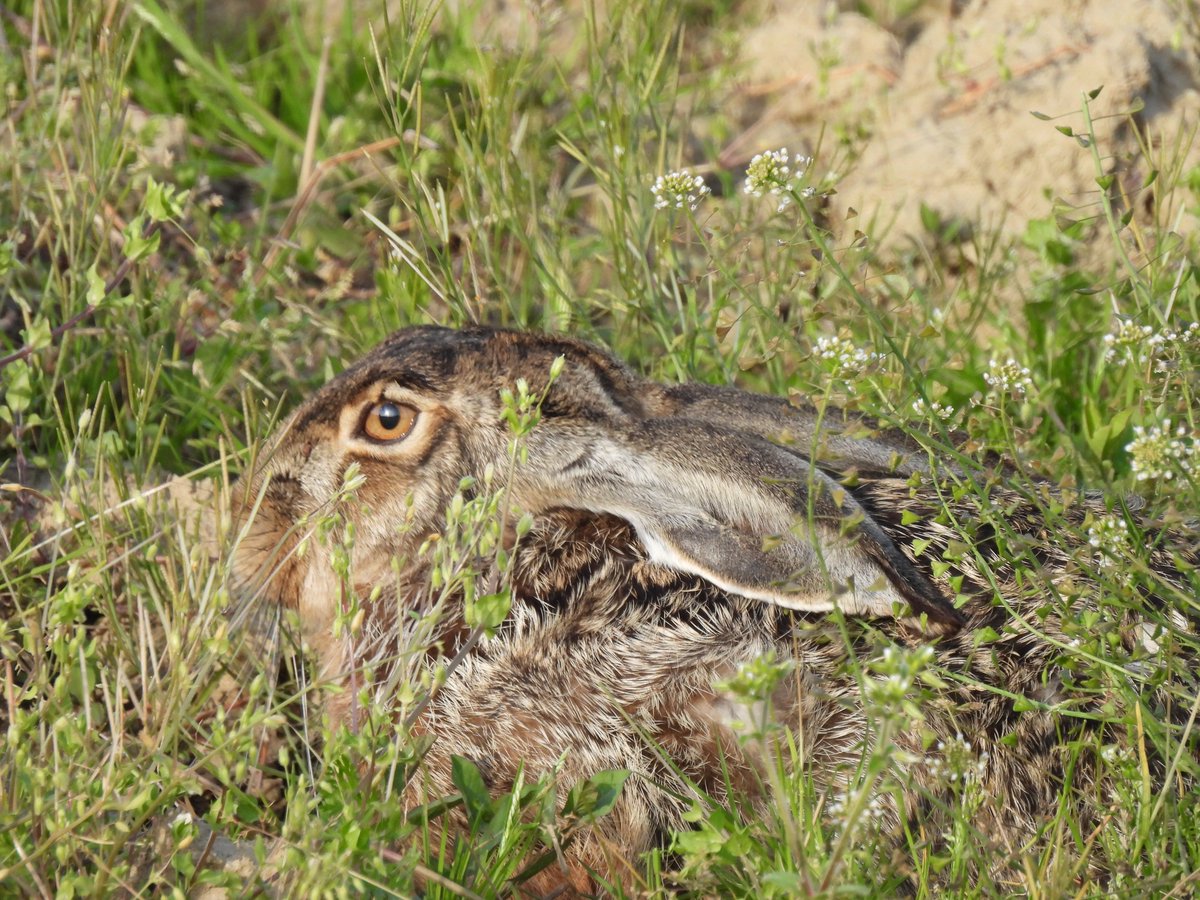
232, 325, 1197, 888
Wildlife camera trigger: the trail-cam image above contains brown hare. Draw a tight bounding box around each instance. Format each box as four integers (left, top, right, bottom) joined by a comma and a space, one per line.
231, 325, 1197, 891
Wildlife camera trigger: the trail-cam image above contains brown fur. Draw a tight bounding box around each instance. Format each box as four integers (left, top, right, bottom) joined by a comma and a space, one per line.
230, 325, 1198, 892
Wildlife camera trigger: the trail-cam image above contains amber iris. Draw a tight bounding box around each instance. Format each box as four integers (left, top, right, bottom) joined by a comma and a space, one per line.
362, 401, 417, 442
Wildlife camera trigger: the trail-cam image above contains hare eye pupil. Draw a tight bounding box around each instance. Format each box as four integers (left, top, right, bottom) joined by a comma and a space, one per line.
377, 403, 401, 430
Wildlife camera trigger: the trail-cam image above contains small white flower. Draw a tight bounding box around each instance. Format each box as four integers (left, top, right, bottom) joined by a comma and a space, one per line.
865, 644, 933, 707
824, 788, 886, 828
1171, 322, 1199, 347
744, 148, 814, 209
1103, 319, 1155, 364
1151, 322, 1200, 374
744, 148, 789, 195
651, 169, 709, 211
826, 793, 845, 818
1101, 743, 1134, 765
1087, 515, 1130, 569
912, 398, 956, 422
814, 334, 883, 382
983, 358, 1034, 401
929, 733, 989, 786
1126, 421, 1193, 482
864, 793, 887, 822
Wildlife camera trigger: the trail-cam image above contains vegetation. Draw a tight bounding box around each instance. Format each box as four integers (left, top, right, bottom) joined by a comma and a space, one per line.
1, 0, 1197, 895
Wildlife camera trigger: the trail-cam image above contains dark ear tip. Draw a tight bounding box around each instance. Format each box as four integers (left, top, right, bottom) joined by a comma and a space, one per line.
911, 594, 968, 632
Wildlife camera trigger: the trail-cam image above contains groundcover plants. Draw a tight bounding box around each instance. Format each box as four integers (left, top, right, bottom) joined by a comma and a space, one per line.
1, 0, 1198, 896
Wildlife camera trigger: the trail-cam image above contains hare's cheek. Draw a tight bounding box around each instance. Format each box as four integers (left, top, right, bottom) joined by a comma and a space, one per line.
231, 497, 308, 607
296, 562, 341, 657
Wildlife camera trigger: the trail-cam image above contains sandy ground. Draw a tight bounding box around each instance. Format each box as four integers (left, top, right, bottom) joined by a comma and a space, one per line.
737, 0, 1200, 249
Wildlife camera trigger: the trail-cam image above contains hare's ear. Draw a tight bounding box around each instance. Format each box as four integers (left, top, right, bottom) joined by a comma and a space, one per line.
661, 382, 949, 479
516, 419, 964, 628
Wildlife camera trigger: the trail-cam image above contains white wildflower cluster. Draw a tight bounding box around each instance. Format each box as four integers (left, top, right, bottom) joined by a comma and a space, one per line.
982, 358, 1034, 402
866, 644, 935, 707
1087, 514, 1131, 570
1151, 321, 1200, 374
1103, 318, 1200, 374
826, 789, 887, 826
912, 397, 956, 422
651, 169, 710, 211
814, 334, 884, 382
1126, 420, 1196, 482
927, 733, 990, 786
1165, 321, 1200, 347
1103, 319, 1155, 364
743, 147, 815, 211
1100, 743, 1135, 766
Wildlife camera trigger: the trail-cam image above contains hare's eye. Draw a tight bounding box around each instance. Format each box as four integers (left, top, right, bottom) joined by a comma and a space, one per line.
362, 401, 417, 443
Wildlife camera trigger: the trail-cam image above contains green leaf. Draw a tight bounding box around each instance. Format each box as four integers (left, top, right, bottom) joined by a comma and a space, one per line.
451, 755, 491, 825
0, 240, 21, 277
85, 263, 106, 307
123, 216, 160, 263
763, 872, 812, 893
561, 769, 629, 824
468, 588, 512, 634
405, 793, 464, 825
1084, 403, 1133, 460
973, 626, 1001, 646
1087, 85, 1104, 99
3, 361, 33, 414
144, 177, 187, 222
1030, 110, 1052, 120
484, 791, 517, 840
919, 202, 940, 235
23, 317, 51, 352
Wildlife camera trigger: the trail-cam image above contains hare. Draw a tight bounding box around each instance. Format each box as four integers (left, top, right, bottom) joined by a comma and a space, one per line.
231, 324, 1197, 891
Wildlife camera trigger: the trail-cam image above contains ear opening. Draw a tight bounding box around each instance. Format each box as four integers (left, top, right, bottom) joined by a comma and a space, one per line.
516, 419, 964, 629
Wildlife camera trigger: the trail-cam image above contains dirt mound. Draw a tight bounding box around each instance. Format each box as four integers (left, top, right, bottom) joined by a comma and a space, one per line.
735, 0, 1200, 248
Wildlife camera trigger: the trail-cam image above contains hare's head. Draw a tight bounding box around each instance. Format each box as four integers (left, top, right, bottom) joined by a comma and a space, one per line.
231, 325, 962, 658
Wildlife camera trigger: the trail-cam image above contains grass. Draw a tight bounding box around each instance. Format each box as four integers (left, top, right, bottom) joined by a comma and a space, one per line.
1, 0, 1199, 895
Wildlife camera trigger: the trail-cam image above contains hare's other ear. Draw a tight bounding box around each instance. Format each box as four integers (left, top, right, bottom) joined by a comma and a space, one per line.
661, 382, 950, 479
515, 419, 964, 628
